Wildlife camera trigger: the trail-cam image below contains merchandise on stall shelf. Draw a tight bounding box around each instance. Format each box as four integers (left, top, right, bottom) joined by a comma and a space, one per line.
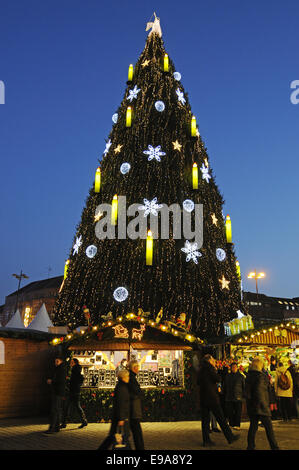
71, 348, 184, 389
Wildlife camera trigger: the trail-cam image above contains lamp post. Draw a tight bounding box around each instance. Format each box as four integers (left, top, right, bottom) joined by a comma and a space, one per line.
12, 270, 29, 313
247, 271, 265, 294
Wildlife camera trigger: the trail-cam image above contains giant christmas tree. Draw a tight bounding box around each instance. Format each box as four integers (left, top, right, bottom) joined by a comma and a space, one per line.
53, 17, 244, 339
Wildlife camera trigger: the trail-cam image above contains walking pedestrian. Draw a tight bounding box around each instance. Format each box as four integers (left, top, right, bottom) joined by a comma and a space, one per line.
275, 362, 293, 421
128, 360, 145, 450
223, 362, 245, 430
268, 373, 279, 420
97, 369, 132, 450
44, 355, 66, 434
287, 360, 297, 418
245, 357, 279, 450
197, 354, 240, 447
61, 358, 88, 429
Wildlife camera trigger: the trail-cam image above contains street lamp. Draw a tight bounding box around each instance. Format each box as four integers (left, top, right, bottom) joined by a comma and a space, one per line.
12, 270, 29, 313
247, 271, 265, 294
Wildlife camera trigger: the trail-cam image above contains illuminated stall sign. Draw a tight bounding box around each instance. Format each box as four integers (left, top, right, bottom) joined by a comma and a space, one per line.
224, 313, 254, 336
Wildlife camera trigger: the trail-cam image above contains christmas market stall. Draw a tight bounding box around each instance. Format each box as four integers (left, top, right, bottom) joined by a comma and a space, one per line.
50, 311, 205, 422
0, 327, 55, 418
225, 318, 299, 370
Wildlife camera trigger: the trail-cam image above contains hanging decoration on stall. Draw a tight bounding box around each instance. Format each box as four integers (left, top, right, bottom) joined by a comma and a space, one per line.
274, 328, 287, 338
50, 309, 205, 347
176, 312, 186, 328
224, 311, 254, 336
112, 324, 129, 339
231, 321, 299, 345
83, 306, 91, 327
132, 324, 146, 340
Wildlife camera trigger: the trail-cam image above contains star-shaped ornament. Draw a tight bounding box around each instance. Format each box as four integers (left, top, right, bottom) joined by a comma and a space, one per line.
94, 211, 104, 222
141, 60, 150, 67
172, 140, 182, 151
211, 213, 218, 226
219, 275, 230, 290
114, 144, 123, 154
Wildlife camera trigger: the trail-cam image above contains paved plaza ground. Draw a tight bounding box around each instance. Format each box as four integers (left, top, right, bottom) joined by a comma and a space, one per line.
0, 417, 298, 452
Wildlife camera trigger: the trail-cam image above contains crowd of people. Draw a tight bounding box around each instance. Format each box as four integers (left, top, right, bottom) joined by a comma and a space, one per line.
43, 352, 298, 450
197, 354, 299, 450
43, 354, 144, 450
213, 356, 299, 424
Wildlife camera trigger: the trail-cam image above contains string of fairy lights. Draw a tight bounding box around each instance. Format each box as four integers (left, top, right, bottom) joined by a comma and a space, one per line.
50, 312, 206, 347
233, 321, 299, 343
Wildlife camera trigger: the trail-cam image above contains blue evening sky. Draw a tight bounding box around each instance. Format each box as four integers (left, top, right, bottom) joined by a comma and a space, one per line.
0, 0, 298, 306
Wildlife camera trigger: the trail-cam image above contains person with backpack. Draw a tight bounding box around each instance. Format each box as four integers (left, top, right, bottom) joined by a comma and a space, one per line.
61, 358, 88, 429
274, 362, 293, 421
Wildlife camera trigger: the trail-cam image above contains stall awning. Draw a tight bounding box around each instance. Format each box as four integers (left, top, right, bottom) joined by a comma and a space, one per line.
58, 320, 197, 351
229, 324, 299, 346
68, 340, 192, 351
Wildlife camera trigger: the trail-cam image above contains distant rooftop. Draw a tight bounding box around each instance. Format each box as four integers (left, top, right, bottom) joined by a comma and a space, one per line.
6, 275, 63, 298
243, 291, 299, 305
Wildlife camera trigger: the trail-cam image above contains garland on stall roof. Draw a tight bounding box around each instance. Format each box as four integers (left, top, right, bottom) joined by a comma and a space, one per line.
231, 321, 299, 343
50, 313, 206, 347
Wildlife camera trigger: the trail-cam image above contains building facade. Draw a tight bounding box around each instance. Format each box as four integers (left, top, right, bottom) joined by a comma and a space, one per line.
0, 276, 63, 326
243, 291, 299, 325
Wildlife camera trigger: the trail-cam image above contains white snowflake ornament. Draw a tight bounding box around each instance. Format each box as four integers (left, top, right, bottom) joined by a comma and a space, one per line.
127, 85, 141, 102
138, 197, 163, 217
103, 139, 112, 156
200, 163, 211, 183
73, 235, 83, 255
143, 145, 166, 162
176, 88, 186, 105
181, 240, 202, 264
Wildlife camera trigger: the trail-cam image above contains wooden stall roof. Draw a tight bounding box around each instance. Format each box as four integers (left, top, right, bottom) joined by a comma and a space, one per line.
68, 340, 192, 351
229, 325, 299, 346
65, 321, 194, 352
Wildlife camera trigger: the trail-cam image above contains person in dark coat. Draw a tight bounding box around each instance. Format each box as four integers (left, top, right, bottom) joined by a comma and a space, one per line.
245, 357, 279, 450
97, 369, 132, 450
223, 362, 245, 429
61, 358, 87, 429
197, 354, 240, 447
128, 360, 145, 450
44, 356, 66, 434
287, 360, 297, 418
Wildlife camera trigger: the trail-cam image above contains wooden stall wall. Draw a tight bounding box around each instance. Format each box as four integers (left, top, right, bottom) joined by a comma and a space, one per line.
0, 337, 52, 418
